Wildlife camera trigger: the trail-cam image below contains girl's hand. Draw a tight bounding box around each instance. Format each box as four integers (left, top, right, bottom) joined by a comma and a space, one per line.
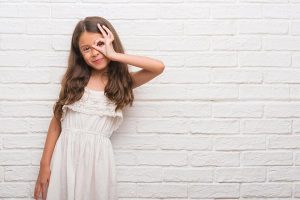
34, 165, 51, 200
92, 24, 117, 60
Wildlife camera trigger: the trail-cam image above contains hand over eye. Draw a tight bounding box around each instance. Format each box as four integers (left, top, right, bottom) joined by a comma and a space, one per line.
91, 24, 117, 60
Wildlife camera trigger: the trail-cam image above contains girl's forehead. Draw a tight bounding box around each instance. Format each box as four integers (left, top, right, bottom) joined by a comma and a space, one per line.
79, 32, 103, 46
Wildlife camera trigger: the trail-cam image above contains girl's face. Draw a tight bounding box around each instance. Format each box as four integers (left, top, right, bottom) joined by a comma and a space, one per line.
78, 31, 110, 71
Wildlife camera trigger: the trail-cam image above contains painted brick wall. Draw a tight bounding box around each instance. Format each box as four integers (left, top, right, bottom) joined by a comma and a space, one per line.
1, 0, 300, 199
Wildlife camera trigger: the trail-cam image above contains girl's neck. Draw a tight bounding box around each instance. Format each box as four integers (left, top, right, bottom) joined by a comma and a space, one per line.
91, 68, 107, 79
89, 69, 108, 88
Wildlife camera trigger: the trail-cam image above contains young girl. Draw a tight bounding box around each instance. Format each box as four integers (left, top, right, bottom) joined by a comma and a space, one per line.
34, 16, 165, 200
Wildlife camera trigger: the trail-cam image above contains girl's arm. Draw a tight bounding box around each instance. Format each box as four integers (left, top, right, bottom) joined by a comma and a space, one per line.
93, 25, 165, 89
34, 116, 61, 199
40, 116, 62, 167
111, 53, 165, 89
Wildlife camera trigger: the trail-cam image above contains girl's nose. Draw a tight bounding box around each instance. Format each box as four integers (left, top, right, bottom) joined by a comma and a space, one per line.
91, 48, 99, 56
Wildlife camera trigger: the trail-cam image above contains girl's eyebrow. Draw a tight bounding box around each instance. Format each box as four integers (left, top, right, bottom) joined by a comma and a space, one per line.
80, 40, 98, 48
80, 44, 94, 50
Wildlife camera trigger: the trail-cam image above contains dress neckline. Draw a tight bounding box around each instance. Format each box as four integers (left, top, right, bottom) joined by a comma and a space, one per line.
85, 87, 104, 94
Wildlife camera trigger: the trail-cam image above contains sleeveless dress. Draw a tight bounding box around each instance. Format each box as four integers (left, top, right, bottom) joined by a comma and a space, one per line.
46, 87, 123, 200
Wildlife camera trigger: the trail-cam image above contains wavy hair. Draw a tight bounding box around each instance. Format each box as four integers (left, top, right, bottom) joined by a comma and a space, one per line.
53, 16, 134, 121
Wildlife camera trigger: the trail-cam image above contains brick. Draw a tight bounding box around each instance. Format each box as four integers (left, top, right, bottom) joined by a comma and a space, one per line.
241, 152, 293, 166
190, 184, 239, 198
191, 152, 239, 166
216, 167, 266, 182
215, 136, 266, 150
242, 120, 291, 134
241, 183, 292, 198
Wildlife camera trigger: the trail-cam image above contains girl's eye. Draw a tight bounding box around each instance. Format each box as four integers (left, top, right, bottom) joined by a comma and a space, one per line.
97, 42, 104, 46
83, 47, 90, 52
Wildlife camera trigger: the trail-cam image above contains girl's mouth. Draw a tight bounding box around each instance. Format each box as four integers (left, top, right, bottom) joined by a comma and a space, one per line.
92, 58, 103, 64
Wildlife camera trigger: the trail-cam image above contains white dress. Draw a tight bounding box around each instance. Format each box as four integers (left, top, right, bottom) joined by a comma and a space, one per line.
46, 87, 123, 200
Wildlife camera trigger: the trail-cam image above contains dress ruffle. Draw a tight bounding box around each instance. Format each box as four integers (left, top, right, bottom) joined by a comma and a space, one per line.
60, 90, 123, 130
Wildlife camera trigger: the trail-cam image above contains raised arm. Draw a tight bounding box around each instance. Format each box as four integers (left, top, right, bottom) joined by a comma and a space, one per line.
111, 53, 165, 89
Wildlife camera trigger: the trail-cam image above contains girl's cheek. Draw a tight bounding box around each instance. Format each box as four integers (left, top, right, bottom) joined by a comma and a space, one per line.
83, 55, 90, 62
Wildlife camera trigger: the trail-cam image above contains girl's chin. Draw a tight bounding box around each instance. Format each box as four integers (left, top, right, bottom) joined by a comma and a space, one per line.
90, 61, 105, 67
89, 63, 108, 70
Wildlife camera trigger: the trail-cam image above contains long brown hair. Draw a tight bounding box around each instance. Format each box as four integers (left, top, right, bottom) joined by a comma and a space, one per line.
53, 16, 134, 121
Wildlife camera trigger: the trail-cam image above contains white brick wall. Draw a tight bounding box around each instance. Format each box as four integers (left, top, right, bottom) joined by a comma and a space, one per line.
0, 0, 300, 199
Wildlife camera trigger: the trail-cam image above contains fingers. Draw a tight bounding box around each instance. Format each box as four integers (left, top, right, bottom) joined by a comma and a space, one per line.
42, 183, 47, 200
34, 184, 41, 199
97, 23, 108, 38
97, 23, 114, 41
102, 25, 114, 41
93, 37, 105, 45
91, 44, 102, 52
34, 179, 48, 200
91, 37, 105, 52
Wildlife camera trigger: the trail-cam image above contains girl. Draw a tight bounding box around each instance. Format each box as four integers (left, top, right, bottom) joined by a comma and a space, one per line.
34, 16, 165, 200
